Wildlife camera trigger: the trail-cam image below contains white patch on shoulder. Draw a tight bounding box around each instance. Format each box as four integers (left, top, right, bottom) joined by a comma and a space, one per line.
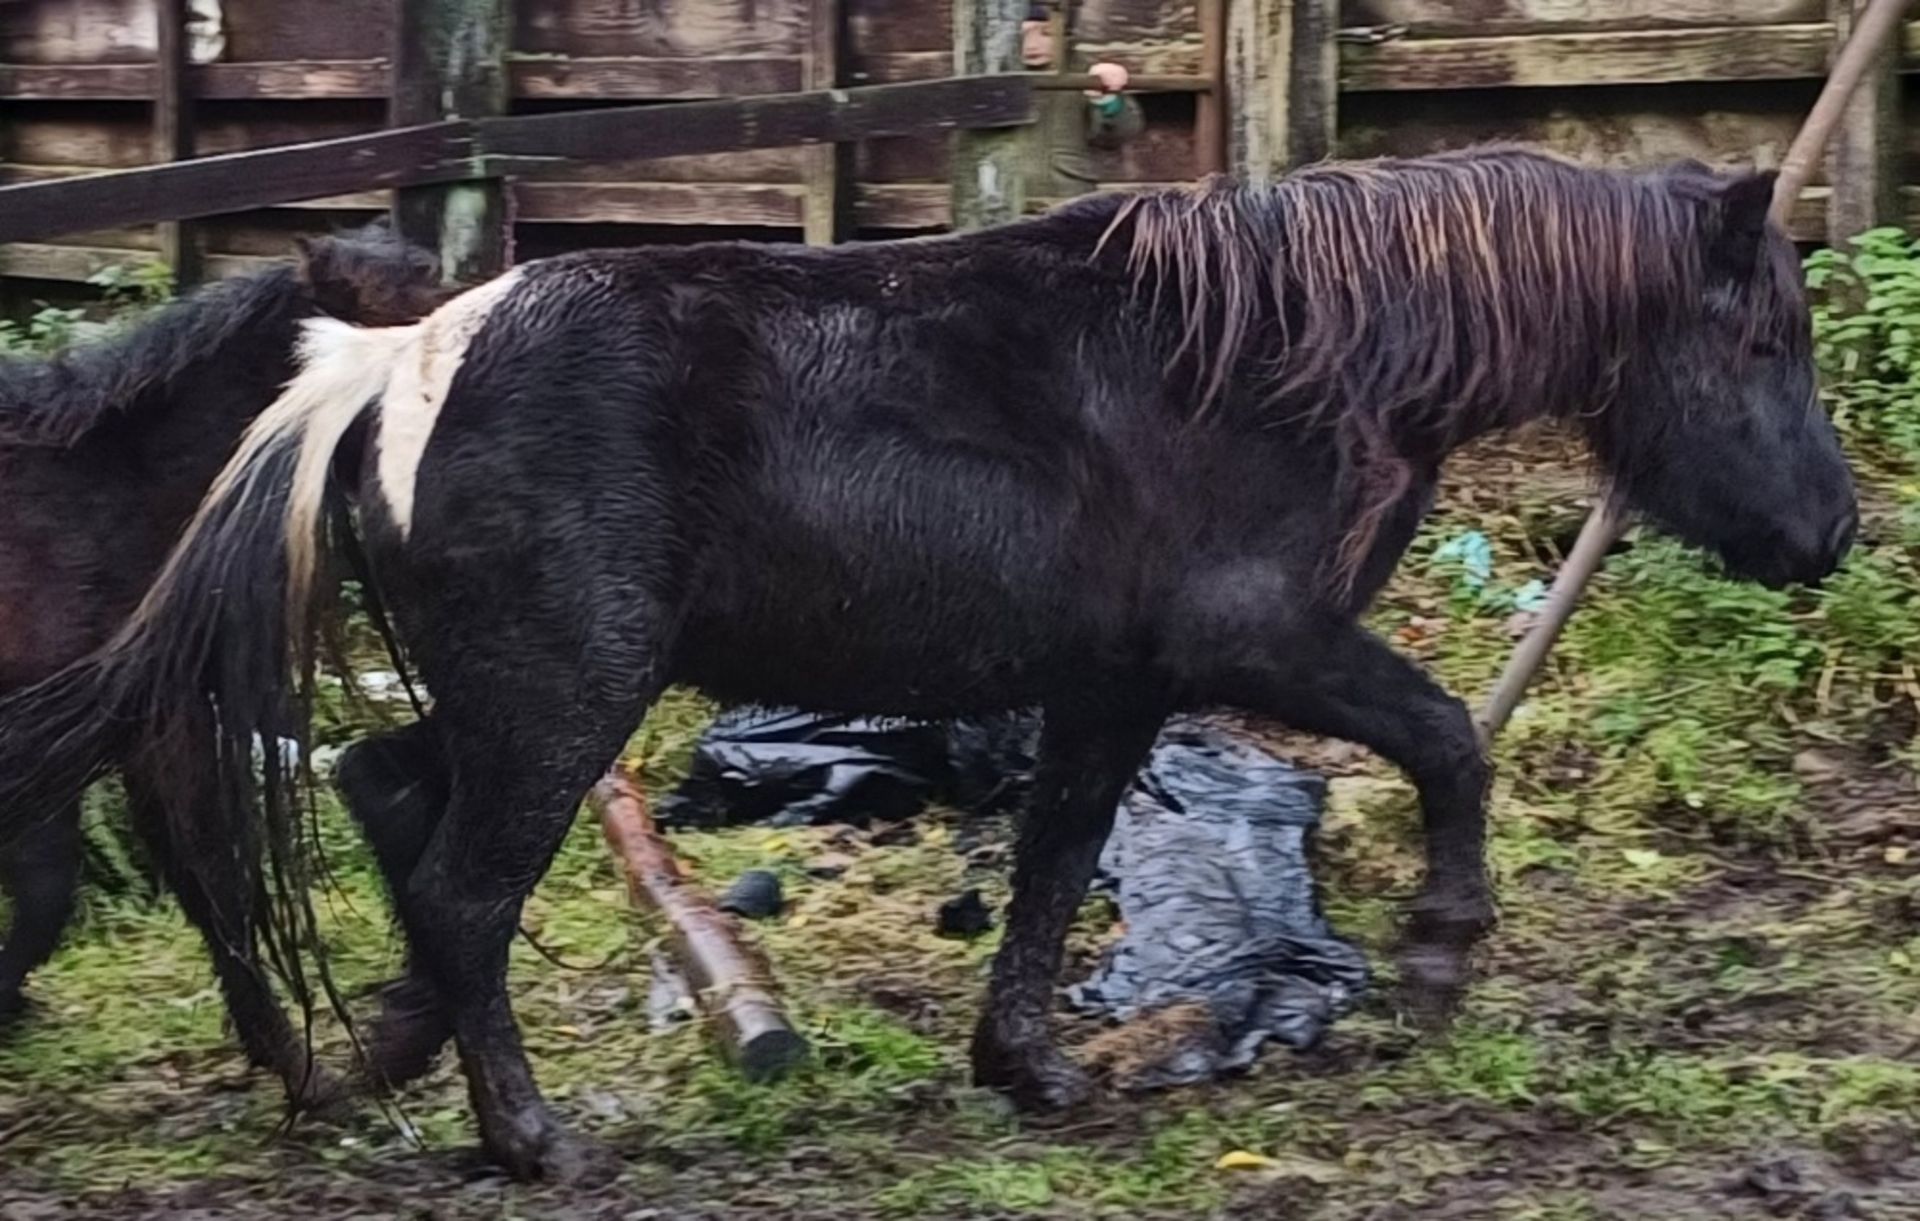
374, 265, 526, 539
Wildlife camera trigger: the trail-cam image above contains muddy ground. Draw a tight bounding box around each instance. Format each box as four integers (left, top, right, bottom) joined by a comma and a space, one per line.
3, 435, 1917, 1220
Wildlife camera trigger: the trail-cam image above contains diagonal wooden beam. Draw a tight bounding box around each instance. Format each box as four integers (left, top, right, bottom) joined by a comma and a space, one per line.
0, 122, 475, 247
0, 77, 1034, 249
475, 75, 1034, 166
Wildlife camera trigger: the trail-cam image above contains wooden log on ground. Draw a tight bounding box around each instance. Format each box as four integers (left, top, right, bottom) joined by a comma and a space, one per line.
591, 764, 810, 1083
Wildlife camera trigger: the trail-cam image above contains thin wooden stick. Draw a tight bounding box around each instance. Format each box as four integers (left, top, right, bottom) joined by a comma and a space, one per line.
592, 764, 810, 1082
1476, 0, 1912, 743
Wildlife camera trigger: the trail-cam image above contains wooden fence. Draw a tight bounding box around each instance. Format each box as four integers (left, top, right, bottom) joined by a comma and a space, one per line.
0, 0, 1912, 291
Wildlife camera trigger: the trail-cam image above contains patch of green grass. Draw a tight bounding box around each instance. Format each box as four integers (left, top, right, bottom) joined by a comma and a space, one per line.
1407, 1023, 1542, 1107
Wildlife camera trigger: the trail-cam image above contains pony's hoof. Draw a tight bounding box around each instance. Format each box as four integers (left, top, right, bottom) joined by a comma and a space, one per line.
971, 1028, 1095, 1113
361, 977, 452, 1088
1393, 941, 1470, 1030
1394, 894, 1492, 1028
290, 1064, 355, 1122
488, 1122, 620, 1187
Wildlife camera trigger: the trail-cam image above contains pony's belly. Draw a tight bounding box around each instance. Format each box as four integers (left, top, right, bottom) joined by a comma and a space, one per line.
671, 576, 1099, 718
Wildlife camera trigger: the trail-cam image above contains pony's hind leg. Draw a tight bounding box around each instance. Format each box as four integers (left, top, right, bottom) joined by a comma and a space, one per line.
0, 800, 82, 1021
393, 611, 664, 1183
971, 707, 1162, 1110
121, 757, 347, 1112
334, 720, 454, 1088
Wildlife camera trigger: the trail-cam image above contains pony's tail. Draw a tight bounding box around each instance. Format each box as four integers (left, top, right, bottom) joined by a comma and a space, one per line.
0, 318, 419, 984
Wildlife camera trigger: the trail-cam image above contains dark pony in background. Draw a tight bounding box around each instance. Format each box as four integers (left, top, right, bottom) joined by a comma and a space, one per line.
0, 148, 1856, 1180
0, 227, 447, 1105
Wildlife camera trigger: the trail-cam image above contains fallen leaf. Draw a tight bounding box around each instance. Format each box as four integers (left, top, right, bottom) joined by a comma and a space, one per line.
1214, 1150, 1346, 1182
1622, 848, 1664, 870
1886, 845, 1911, 866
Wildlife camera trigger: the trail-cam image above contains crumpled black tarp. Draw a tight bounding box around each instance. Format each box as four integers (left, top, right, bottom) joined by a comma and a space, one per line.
1066, 719, 1370, 1088
655, 706, 1367, 1085
651, 706, 1034, 828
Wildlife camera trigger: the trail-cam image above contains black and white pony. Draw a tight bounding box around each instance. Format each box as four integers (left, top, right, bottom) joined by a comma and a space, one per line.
0, 149, 1857, 1180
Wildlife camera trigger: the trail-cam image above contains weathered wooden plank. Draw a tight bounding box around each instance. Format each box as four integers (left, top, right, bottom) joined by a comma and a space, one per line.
949, 0, 1027, 231
479, 76, 1034, 162
201, 59, 388, 99
509, 55, 802, 99
512, 146, 811, 185
0, 241, 279, 283
155, 0, 198, 282
856, 182, 948, 229
0, 0, 153, 64
1339, 83, 1818, 176
848, 48, 949, 84
1076, 0, 1204, 46
1827, 0, 1902, 242
515, 0, 807, 59
845, 0, 950, 56
1344, 1, 1825, 36
0, 59, 387, 99
392, 0, 511, 282
2, 102, 390, 167
0, 122, 471, 245
219, 0, 392, 60
1341, 24, 1838, 92
515, 181, 807, 226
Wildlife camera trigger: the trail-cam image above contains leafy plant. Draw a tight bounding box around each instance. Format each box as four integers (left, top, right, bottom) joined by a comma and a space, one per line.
86, 259, 176, 310
1807, 227, 1920, 466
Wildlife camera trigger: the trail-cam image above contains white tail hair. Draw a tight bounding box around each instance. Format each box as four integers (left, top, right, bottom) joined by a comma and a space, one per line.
120, 265, 525, 643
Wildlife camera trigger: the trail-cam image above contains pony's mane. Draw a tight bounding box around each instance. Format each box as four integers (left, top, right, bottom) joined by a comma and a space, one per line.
0, 264, 308, 449
1097, 146, 1807, 586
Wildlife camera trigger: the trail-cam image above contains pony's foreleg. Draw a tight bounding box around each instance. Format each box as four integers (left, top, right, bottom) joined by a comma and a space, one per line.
0, 799, 82, 1020
970, 708, 1161, 1111
1210, 619, 1495, 1020
121, 758, 347, 1112
334, 720, 454, 1088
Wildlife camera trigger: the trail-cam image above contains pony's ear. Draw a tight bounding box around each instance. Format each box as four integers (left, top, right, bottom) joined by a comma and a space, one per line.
1708, 170, 1777, 280
292, 234, 332, 287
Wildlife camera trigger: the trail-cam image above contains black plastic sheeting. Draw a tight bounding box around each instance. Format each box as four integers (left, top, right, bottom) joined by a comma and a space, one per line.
1067, 720, 1370, 1087
656, 707, 1368, 1085
651, 706, 1034, 829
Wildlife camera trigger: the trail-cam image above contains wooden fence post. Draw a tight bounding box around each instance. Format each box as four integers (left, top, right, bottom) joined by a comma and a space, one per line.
155, 0, 199, 286
802, 0, 854, 245
951, 0, 1029, 230
1826, 0, 1902, 244
392, 0, 511, 282
1226, 0, 1291, 184
1225, 0, 1335, 183
1286, 0, 1337, 167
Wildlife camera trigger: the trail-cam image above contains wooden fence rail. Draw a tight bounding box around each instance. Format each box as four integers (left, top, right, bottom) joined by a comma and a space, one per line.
0, 76, 1036, 249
